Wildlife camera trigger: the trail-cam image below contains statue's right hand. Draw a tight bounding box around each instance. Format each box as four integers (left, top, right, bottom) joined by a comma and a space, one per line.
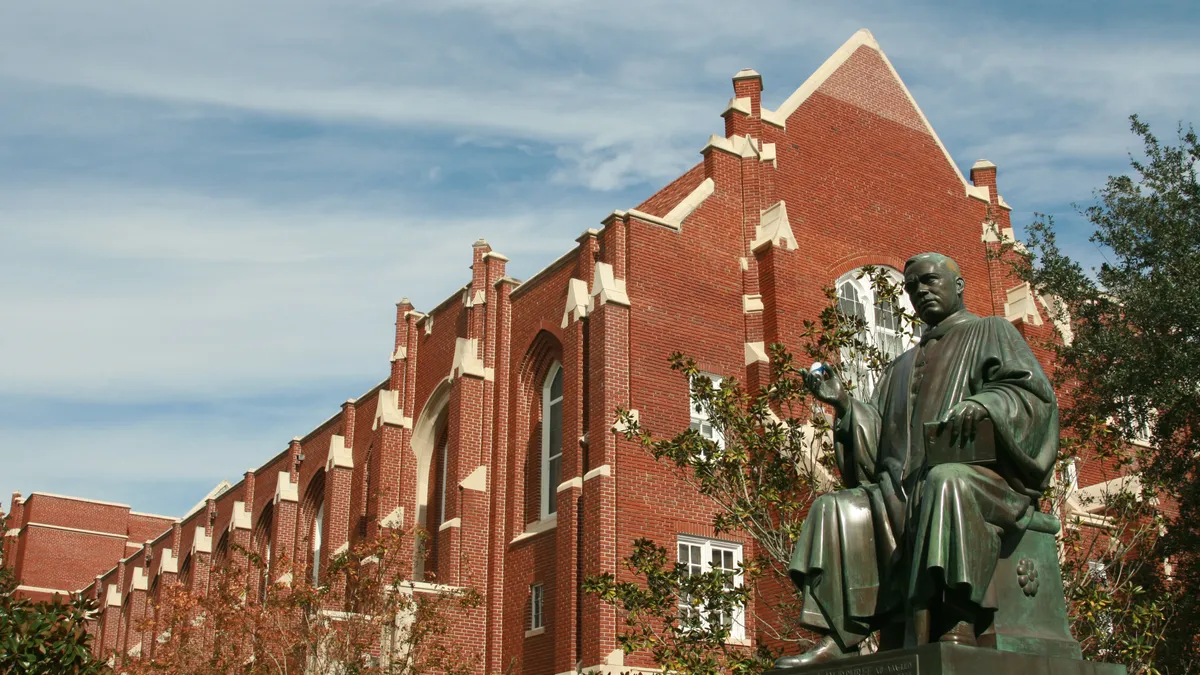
804, 362, 850, 417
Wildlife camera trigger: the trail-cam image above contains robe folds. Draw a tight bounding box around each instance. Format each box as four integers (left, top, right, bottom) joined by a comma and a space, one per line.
788, 311, 1058, 645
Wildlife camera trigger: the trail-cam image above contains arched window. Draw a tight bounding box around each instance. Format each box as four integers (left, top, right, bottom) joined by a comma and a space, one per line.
541, 363, 563, 520
311, 502, 324, 585
836, 267, 918, 395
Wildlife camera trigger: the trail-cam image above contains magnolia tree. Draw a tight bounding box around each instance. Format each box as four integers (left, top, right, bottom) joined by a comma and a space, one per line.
585, 269, 922, 673
0, 510, 107, 674
124, 529, 482, 675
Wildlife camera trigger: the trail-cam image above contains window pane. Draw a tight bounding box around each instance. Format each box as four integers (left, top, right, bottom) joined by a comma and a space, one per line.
548, 401, 563, 459
550, 368, 563, 400
838, 282, 864, 319
549, 457, 561, 497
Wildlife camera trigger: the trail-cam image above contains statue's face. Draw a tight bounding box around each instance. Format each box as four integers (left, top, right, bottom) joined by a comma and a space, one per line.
903, 258, 965, 327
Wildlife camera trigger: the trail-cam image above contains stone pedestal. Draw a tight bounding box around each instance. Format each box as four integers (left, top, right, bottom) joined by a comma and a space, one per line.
768, 643, 1125, 675
768, 638, 1123, 672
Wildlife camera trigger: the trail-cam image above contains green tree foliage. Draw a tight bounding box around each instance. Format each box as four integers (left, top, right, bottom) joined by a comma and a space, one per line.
1001, 117, 1199, 673
0, 528, 108, 674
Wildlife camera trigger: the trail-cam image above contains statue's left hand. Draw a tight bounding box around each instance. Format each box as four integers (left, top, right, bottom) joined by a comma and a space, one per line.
939, 400, 989, 449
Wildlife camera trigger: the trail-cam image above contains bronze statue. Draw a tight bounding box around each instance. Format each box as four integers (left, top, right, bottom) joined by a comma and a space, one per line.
775, 252, 1059, 668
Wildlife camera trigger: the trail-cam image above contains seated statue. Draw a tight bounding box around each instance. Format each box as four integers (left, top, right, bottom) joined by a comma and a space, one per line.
776, 252, 1059, 668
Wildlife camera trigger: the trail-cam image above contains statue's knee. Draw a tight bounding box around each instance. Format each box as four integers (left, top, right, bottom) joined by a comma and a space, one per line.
925, 463, 970, 493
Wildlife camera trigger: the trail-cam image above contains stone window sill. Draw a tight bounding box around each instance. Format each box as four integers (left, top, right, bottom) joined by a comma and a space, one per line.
510, 514, 557, 545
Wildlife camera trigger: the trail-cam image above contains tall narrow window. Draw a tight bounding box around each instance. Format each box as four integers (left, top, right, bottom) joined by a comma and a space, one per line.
438, 432, 449, 524
689, 373, 725, 450
541, 364, 563, 520
311, 502, 324, 585
530, 583, 545, 630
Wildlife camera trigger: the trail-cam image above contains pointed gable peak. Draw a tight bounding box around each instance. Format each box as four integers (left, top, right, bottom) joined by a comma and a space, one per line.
762, 28, 972, 192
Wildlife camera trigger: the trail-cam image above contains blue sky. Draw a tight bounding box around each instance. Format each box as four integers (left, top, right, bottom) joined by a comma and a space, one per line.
2, 0, 1197, 517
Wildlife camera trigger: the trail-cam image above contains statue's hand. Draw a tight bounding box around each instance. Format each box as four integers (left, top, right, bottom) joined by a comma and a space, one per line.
939, 400, 989, 449
804, 362, 851, 418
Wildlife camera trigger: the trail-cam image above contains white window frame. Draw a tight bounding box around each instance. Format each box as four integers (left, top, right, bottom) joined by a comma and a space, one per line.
689, 373, 725, 451
311, 502, 324, 585
835, 267, 918, 396
541, 363, 564, 520
530, 583, 545, 630
676, 535, 745, 641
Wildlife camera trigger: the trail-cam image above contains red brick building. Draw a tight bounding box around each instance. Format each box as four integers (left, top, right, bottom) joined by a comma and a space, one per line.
4, 29, 1129, 673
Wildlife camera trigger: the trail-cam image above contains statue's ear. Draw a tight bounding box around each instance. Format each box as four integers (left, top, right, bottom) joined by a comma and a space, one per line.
955, 275, 966, 296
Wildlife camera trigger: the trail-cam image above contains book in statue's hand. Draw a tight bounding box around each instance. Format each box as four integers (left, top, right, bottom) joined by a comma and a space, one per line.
923, 418, 997, 467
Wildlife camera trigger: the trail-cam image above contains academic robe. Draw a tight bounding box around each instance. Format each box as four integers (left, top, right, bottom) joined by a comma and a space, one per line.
787, 310, 1059, 646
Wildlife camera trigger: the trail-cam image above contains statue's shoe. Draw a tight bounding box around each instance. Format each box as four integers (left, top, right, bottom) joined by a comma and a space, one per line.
773, 636, 855, 669
938, 620, 977, 646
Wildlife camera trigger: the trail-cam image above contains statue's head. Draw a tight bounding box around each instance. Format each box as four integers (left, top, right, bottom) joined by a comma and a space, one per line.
903, 252, 966, 327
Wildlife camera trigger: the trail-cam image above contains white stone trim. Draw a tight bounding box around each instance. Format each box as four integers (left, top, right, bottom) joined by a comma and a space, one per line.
511, 513, 558, 544
744, 341, 768, 365
967, 185, 991, 203
752, 201, 797, 252
274, 471, 298, 504
158, 549, 178, 576
732, 68, 761, 80
438, 517, 461, 532
971, 159, 997, 171
380, 506, 405, 529
25, 491, 130, 509
230, 501, 251, 531
15, 584, 72, 596
183, 480, 232, 520
483, 250, 510, 262
459, 465, 487, 492
760, 142, 777, 166
332, 542, 348, 556
611, 409, 638, 434
1067, 474, 1142, 515
743, 294, 764, 313
23, 522, 127, 540
760, 29, 975, 196
463, 288, 487, 308
4, 528, 18, 537
980, 221, 1015, 244
326, 435, 354, 471
452, 337, 490, 380
562, 278, 590, 328
1004, 283, 1044, 326
625, 177, 715, 231
373, 389, 412, 430
1038, 294, 1073, 346
997, 195, 1012, 211
702, 133, 759, 159
583, 464, 612, 482
588, 262, 630, 309
129, 510, 175, 521
130, 567, 148, 592
106, 584, 122, 607
392, 579, 463, 595
557, 477, 583, 493
191, 525, 212, 556
391, 345, 407, 362
724, 96, 751, 116
525, 626, 546, 638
